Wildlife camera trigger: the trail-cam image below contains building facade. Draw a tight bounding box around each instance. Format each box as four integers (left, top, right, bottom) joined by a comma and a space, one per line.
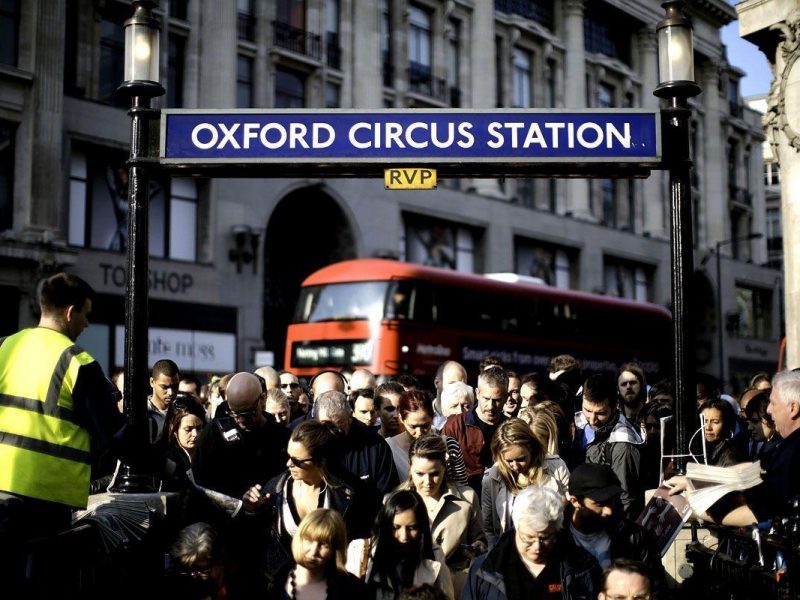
0, 0, 780, 392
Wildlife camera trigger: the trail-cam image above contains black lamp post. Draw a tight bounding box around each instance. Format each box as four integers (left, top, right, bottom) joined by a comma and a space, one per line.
715, 233, 764, 389
654, 0, 700, 475
110, 0, 164, 493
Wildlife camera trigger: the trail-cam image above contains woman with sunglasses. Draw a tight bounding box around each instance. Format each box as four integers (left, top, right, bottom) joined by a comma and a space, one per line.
365, 489, 454, 599
266, 508, 368, 600
252, 420, 378, 575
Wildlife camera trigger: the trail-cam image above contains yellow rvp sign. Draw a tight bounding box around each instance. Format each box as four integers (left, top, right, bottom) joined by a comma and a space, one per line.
384, 168, 437, 190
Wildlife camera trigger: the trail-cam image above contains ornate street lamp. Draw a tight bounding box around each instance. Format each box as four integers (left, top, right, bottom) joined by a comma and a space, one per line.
653, 0, 699, 474
111, 0, 164, 493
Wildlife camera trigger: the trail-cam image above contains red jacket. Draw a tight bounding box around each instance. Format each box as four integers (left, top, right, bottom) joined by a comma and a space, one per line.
441, 410, 489, 479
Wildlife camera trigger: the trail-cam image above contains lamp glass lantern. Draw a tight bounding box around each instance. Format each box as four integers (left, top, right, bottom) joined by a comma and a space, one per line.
123, 2, 161, 85
654, 1, 700, 98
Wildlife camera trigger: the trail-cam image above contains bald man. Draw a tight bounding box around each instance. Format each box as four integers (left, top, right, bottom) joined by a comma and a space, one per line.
193, 372, 290, 498
349, 368, 377, 392
254, 365, 280, 390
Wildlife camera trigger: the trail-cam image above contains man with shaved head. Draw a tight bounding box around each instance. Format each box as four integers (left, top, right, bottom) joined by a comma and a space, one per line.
254, 365, 280, 390
193, 372, 289, 498
349, 368, 377, 392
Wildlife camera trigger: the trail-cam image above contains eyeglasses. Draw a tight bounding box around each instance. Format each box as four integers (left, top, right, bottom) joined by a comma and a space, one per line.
288, 455, 316, 468
230, 396, 262, 421
281, 382, 300, 390
520, 533, 557, 546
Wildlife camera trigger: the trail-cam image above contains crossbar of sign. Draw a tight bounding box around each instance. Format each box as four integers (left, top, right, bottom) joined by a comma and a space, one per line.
161, 109, 660, 166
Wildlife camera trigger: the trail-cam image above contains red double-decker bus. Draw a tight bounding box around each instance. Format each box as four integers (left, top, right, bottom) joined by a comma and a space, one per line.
284, 259, 671, 381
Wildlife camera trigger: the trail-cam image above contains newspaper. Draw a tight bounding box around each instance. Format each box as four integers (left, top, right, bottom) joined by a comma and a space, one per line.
684, 461, 763, 516
637, 485, 693, 557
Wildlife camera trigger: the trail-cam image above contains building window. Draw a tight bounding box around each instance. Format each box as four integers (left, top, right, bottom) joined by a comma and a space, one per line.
495, 36, 504, 108
494, 0, 554, 30
512, 48, 532, 108
764, 162, 780, 186
277, 0, 305, 29
381, 0, 393, 87
238, 0, 256, 41
597, 83, 614, 108
68, 145, 198, 261
728, 78, 741, 117
326, 0, 341, 69
325, 81, 340, 108
584, 3, 631, 65
169, 0, 188, 20
167, 34, 186, 108
447, 19, 461, 107
601, 179, 616, 227
402, 214, 478, 273
515, 238, 575, 289
275, 67, 305, 108
0, 120, 15, 232
727, 139, 738, 192
0, 0, 19, 66
408, 4, 433, 98
604, 257, 651, 302
766, 207, 782, 257
734, 285, 771, 339
98, 4, 128, 106
545, 58, 556, 108
237, 55, 254, 108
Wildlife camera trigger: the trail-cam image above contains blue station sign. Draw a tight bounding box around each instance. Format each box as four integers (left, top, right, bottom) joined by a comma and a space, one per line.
159, 109, 661, 176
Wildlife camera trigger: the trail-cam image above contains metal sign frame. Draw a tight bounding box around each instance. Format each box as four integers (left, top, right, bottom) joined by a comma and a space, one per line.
157, 108, 662, 178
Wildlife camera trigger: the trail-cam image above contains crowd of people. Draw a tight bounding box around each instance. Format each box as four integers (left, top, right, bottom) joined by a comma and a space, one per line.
2, 273, 800, 600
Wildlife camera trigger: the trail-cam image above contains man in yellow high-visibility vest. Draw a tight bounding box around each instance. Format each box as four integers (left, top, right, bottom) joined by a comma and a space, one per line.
0, 272, 125, 583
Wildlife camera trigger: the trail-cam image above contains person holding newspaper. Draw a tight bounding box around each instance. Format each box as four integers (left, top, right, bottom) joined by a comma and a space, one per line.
668, 370, 800, 526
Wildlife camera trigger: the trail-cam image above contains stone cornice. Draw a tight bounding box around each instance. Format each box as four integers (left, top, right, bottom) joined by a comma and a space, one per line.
688, 0, 738, 27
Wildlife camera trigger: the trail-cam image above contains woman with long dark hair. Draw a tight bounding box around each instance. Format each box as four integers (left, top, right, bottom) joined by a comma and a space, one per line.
698, 399, 745, 466
366, 490, 454, 599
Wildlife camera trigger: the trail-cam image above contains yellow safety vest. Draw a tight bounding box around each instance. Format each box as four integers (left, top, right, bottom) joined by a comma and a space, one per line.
0, 327, 95, 508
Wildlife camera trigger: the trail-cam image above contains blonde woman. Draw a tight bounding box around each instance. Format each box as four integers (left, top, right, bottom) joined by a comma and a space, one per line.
520, 408, 570, 494
481, 419, 568, 547
269, 508, 368, 599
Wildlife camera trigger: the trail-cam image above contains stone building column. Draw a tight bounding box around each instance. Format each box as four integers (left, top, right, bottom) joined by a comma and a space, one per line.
639, 26, 666, 238
351, 0, 381, 106
562, 0, 592, 220
197, 2, 237, 107
468, 0, 504, 198
20, 0, 66, 241
738, 1, 800, 368
701, 60, 727, 247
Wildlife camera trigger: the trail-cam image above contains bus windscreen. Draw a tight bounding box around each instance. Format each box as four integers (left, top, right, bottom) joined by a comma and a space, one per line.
293, 281, 389, 323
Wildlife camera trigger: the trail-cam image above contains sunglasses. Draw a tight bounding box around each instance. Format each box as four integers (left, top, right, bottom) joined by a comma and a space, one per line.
288, 455, 316, 468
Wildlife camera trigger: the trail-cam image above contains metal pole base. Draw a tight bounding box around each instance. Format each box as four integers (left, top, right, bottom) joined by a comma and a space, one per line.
108, 462, 157, 494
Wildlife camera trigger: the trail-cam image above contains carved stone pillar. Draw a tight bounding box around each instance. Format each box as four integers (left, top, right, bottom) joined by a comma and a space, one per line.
639, 26, 666, 238
198, 2, 237, 108
563, 0, 592, 220
23, 0, 67, 240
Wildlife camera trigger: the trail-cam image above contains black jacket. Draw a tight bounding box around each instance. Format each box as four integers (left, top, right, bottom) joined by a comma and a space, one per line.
337, 420, 399, 496
192, 417, 290, 499
463, 530, 601, 600
265, 564, 370, 600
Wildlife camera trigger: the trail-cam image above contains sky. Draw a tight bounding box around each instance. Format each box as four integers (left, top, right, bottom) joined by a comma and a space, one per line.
720, 2, 773, 98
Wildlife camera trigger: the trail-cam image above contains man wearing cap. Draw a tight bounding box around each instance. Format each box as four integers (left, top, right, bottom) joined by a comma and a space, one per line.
567, 464, 666, 598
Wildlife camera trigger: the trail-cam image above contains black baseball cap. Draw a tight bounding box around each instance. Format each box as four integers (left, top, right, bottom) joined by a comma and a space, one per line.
569, 464, 623, 502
